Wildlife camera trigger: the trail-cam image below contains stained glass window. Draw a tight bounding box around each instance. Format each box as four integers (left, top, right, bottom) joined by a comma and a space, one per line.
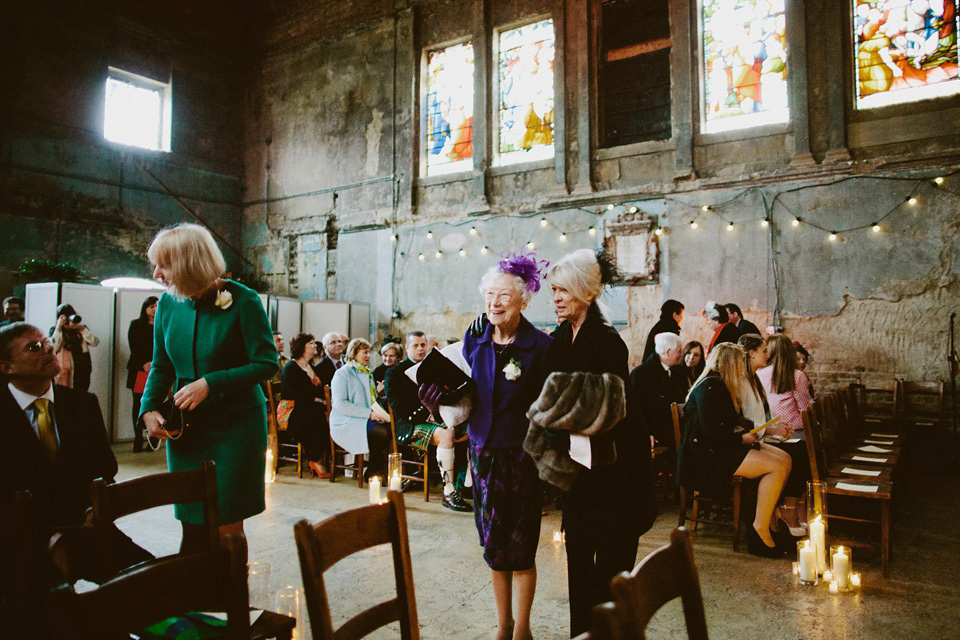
425, 41, 475, 176
497, 19, 555, 165
702, 0, 789, 134
853, 0, 960, 109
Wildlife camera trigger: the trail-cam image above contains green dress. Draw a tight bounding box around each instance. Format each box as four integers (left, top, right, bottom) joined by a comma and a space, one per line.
139, 280, 278, 525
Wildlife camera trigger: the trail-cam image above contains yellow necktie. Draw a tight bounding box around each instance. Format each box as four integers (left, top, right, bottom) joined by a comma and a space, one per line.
34, 398, 58, 464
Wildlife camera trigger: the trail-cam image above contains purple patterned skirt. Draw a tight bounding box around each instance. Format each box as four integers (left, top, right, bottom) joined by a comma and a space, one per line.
469, 441, 543, 571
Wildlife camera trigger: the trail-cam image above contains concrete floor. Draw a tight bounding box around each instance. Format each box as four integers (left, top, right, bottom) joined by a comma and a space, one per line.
114, 432, 960, 640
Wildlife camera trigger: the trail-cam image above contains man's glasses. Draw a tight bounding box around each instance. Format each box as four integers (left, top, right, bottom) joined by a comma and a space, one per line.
25, 339, 52, 353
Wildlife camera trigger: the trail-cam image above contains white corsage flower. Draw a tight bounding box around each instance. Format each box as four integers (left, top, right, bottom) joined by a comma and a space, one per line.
214, 289, 233, 310
503, 358, 522, 381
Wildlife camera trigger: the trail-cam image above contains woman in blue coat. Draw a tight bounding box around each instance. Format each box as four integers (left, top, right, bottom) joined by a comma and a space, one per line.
461, 252, 554, 640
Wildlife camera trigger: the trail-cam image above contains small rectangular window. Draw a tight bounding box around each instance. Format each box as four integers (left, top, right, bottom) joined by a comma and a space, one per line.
425, 41, 475, 176
104, 67, 172, 152
702, 0, 789, 134
496, 18, 556, 166
853, 0, 960, 109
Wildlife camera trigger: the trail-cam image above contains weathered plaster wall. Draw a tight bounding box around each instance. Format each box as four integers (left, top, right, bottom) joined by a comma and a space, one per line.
0, 1, 248, 294
243, 0, 960, 388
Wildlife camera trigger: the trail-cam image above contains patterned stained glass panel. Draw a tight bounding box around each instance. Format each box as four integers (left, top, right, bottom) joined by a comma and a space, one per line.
426, 41, 475, 176
497, 19, 555, 165
702, 0, 789, 133
853, 0, 960, 109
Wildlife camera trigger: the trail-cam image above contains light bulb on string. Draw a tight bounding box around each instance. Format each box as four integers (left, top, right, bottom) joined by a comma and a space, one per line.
391, 234, 398, 242
459, 248, 466, 257
761, 219, 769, 228
418, 253, 425, 262
872, 223, 881, 233
829, 232, 837, 242
560, 233, 567, 241
526, 241, 535, 249
426, 230, 434, 239
470, 226, 477, 236
792, 217, 801, 227
702, 205, 711, 212
726, 223, 734, 232
607, 204, 615, 211
436, 250, 443, 258
654, 228, 662, 236
690, 221, 698, 230
588, 226, 597, 236
481, 246, 489, 254
908, 197, 918, 206
934, 177, 944, 185
628, 206, 638, 214
540, 217, 548, 227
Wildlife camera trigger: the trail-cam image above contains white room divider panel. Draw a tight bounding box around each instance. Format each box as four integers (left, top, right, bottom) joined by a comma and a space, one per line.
301, 300, 350, 344
111, 289, 160, 442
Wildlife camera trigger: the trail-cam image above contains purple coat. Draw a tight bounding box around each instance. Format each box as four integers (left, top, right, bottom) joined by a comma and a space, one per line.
462, 315, 555, 450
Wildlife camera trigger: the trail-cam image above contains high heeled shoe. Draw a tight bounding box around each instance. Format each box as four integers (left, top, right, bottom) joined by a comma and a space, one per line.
308, 460, 331, 479
746, 525, 786, 558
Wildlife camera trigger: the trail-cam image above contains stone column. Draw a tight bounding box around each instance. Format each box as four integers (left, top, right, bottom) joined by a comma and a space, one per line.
671, 0, 696, 180
787, 0, 816, 167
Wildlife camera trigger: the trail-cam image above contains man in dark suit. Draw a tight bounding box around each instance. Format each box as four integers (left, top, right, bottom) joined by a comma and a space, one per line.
384, 330, 470, 512
642, 299, 684, 361
725, 303, 761, 337
631, 332, 686, 449
1, 323, 150, 615
312, 331, 346, 386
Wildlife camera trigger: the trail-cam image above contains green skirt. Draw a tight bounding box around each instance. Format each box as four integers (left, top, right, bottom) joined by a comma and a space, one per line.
167, 404, 267, 525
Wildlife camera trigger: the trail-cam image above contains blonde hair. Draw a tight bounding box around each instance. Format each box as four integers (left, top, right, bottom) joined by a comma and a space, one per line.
147, 224, 226, 298
688, 343, 746, 413
346, 338, 372, 361
546, 249, 602, 307
380, 342, 403, 358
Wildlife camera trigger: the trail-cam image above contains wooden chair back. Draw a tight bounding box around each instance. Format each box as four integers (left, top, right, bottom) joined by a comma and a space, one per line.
91, 459, 219, 579
594, 527, 708, 640
801, 406, 828, 485
270, 379, 303, 477
901, 380, 944, 427
47, 533, 251, 640
295, 491, 419, 640
854, 380, 901, 423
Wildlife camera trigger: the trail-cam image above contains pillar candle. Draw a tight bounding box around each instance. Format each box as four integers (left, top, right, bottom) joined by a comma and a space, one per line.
389, 472, 402, 492
798, 542, 817, 582
809, 516, 826, 573
833, 548, 850, 589
829, 581, 839, 594
369, 476, 381, 504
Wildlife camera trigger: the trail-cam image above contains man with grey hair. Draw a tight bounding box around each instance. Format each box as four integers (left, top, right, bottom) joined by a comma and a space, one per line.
313, 332, 347, 386
630, 332, 686, 449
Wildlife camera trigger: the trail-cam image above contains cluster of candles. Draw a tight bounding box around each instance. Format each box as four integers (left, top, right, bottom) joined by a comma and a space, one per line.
792, 516, 861, 593
368, 471, 404, 504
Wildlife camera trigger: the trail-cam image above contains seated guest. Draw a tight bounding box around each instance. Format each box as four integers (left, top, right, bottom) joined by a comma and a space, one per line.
0, 296, 24, 327
0, 323, 151, 616
725, 303, 761, 337
270, 332, 289, 387
384, 331, 471, 512
374, 341, 402, 398
51, 304, 99, 391
673, 340, 705, 394
740, 334, 807, 534
642, 299, 684, 361
425, 334, 440, 352
631, 332, 685, 449
794, 340, 815, 398
757, 335, 814, 433
313, 332, 347, 386
281, 333, 331, 478
678, 343, 794, 557
704, 301, 739, 354
330, 338, 391, 480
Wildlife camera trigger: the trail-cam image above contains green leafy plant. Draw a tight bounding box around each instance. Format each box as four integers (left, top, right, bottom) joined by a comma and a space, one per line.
16, 259, 87, 283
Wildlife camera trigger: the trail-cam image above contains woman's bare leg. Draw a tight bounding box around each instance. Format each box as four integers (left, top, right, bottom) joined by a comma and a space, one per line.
492, 569, 515, 640
734, 446, 791, 546
512, 566, 536, 640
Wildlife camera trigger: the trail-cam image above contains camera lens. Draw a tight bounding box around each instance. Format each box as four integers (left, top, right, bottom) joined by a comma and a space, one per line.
69, 314, 82, 324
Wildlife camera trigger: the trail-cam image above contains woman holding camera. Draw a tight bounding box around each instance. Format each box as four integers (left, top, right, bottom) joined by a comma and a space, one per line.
51, 303, 99, 391
139, 223, 277, 552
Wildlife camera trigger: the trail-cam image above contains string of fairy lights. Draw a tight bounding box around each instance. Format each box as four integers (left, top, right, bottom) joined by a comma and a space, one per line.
391, 170, 958, 262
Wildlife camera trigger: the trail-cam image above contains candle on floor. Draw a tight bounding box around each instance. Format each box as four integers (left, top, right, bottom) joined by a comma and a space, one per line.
792, 561, 799, 575
832, 546, 850, 590
850, 573, 862, 588
809, 516, 826, 574
389, 472, 402, 492
829, 581, 839, 595
823, 570, 833, 582
369, 476, 381, 504
797, 540, 817, 584
553, 530, 562, 543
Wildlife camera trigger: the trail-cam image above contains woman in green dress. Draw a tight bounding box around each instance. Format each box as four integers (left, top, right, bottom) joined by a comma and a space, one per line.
140, 223, 277, 551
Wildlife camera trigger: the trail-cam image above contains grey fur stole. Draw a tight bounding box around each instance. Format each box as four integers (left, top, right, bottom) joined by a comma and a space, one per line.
523, 371, 626, 491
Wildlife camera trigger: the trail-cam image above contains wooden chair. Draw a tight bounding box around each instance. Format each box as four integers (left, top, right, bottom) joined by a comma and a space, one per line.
851, 380, 902, 429
671, 403, 745, 552
802, 406, 894, 577
388, 405, 430, 502
901, 380, 945, 429
575, 527, 708, 640
268, 379, 303, 478
91, 459, 219, 579
328, 385, 366, 488
819, 393, 901, 468
47, 533, 252, 640
294, 490, 419, 640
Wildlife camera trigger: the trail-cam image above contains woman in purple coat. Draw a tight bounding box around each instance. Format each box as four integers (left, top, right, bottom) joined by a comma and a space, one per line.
461, 252, 554, 640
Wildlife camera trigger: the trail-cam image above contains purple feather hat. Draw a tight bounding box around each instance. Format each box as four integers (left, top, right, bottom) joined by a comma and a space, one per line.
498, 251, 550, 294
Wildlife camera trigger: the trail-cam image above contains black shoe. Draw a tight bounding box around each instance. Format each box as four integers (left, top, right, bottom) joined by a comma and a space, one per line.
459, 485, 473, 501
746, 525, 786, 558
442, 490, 472, 513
